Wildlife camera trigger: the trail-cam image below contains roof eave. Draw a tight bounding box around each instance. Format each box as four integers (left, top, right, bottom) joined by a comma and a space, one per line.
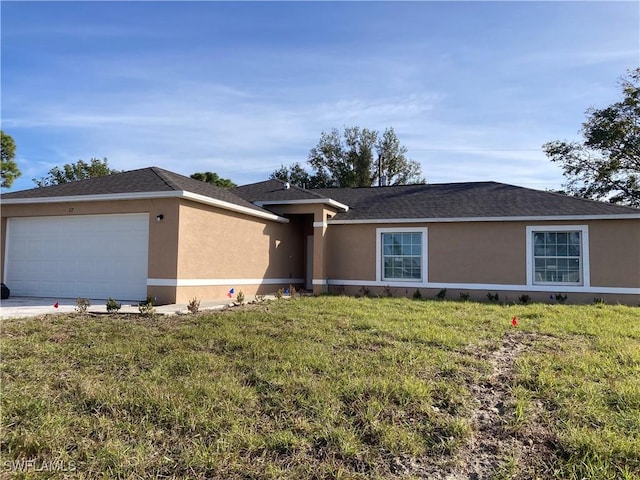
1, 191, 290, 223
327, 213, 640, 224
254, 198, 350, 212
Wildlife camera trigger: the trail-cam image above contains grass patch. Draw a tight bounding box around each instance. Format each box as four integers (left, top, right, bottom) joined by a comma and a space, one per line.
1, 297, 638, 478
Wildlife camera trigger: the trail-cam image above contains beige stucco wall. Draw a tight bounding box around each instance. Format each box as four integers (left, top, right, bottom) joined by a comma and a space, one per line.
162, 200, 304, 303
429, 222, 525, 284
266, 203, 335, 221
587, 219, 639, 288
176, 200, 303, 280
325, 218, 640, 294
326, 223, 377, 280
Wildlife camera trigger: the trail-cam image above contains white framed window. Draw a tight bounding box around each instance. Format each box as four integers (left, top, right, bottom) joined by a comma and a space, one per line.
376, 227, 428, 283
526, 225, 590, 287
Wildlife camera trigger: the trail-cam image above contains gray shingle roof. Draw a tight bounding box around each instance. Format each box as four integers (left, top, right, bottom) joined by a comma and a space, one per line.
313, 182, 639, 220
3, 168, 638, 220
1, 167, 272, 216
232, 179, 330, 202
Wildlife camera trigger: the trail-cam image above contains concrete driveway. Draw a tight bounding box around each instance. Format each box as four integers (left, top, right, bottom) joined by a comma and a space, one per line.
0, 297, 233, 319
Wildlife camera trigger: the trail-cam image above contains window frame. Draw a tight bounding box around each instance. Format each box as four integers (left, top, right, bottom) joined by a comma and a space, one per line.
376, 227, 428, 284
526, 225, 590, 287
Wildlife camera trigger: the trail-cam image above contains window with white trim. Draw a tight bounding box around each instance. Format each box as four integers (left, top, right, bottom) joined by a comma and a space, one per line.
377, 228, 427, 282
527, 226, 589, 286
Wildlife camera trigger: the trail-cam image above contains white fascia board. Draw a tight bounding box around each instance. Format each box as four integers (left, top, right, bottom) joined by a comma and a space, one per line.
180, 192, 289, 223
254, 198, 349, 212
1, 191, 183, 205
327, 214, 640, 225
2, 190, 289, 223
322, 279, 640, 295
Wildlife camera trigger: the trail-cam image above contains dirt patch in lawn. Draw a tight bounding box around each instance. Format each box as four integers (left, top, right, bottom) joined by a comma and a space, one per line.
395, 330, 560, 479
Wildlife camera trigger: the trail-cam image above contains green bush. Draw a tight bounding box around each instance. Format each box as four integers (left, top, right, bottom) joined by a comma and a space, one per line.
138, 296, 156, 317
187, 297, 200, 314
236, 290, 245, 304
75, 298, 91, 314
518, 294, 531, 305
106, 297, 121, 313
487, 292, 499, 302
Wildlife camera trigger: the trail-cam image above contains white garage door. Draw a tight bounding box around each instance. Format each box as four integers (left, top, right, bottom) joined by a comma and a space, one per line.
5, 214, 149, 301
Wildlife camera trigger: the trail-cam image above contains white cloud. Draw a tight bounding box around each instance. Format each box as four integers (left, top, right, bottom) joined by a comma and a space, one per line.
3, 1, 635, 193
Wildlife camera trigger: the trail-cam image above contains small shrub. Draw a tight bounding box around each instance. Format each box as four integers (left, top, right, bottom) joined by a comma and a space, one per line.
487, 292, 500, 302
357, 286, 371, 298
236, 290, 245, 304
187, 297, 200, 314
75, 298, 91, 314
436, 288, 447, 300
459, 292, 470, 302
332, 285, 345, 296
106, 297, 121, 313
138, 296, 156, 317
413, 288, 422, 299
382, 285, 393, 297
518, 294, 531, 305
275, 288, 284, 300
289, 285, 297, 298
555, 293, 568, 304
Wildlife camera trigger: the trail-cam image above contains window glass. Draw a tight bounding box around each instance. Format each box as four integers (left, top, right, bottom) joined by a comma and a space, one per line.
382, 232, 422, 280
533, 230, 581, 284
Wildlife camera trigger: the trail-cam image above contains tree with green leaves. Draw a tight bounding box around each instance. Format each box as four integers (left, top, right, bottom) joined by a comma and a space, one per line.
34, 158, 120, 187
190, 171, 236, 188
1, 130, 21, 189
543, 68, 640, 207
375, 127, 424, 186
272, 126, 424, 188
270, 163, 312, 188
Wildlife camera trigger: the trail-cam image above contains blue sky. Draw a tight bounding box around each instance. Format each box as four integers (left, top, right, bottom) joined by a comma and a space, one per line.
2, 1, 638, 192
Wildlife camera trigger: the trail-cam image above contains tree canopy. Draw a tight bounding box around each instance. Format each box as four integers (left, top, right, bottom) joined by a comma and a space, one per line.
34, 158, 120, 187
270, 163, 312, 189
543, 68, 640, 207
190, 171, 236, 188
271, 126, 424, 188
1, 131, 21, 189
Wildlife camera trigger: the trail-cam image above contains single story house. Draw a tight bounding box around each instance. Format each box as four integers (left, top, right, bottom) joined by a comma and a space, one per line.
1, 167, 639, 305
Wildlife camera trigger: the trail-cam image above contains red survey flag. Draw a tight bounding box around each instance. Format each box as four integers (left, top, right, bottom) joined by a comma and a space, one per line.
512, 316, 518, 327
54, 302, 59, 309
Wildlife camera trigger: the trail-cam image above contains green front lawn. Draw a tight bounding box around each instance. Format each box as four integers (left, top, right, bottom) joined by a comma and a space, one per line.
1, 297, 638, 479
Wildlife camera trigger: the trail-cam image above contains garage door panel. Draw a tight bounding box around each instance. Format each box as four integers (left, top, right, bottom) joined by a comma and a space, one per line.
5, 214, 149, 301
23, 260, 42, 275
41, 261, 59, 275
42, 281, 61, 297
